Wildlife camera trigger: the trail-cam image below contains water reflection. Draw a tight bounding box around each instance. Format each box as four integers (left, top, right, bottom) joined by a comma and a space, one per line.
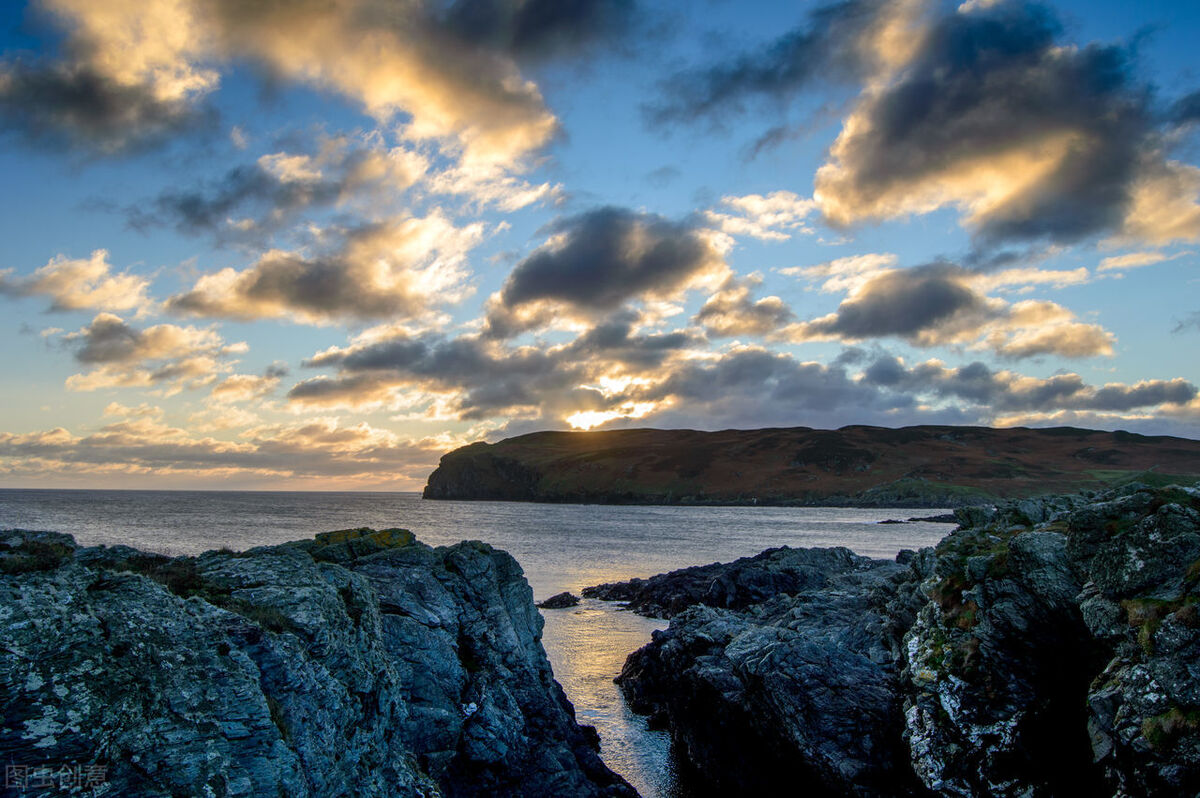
541, 602, 679, 797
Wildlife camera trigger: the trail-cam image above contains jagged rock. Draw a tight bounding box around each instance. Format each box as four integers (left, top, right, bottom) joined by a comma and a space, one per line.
582, 545, 886, 619
0, 527, 636, 798
607, 482, 1200, 798
537, 592, 580, 609
609, 550, 926, 796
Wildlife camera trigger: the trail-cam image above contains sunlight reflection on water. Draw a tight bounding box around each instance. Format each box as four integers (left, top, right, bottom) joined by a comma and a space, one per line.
0, 490, 953, 797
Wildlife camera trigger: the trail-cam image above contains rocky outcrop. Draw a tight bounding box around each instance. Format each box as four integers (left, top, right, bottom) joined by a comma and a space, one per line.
582, 545, 898, 619
0, 527, 636, 798
423, 425, 1200, 507
536, 592, 580, 609
613, 554, 923, 797
603, 483, 1200, 797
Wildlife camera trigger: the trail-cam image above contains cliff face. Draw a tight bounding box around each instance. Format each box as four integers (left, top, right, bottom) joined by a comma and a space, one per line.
0, 527, 635, 798
599, 483, 1200, 797
423, 425, 1200, 507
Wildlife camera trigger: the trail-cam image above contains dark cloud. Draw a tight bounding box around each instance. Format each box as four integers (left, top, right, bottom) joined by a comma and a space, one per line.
806, 263, 988, 339
295, 331, 588, 418
485, 206, 726, 336
438, 0, 637, 60
127, 164, 340, 237
860, 356, 1198, 414
123, 139, 424, 241
167, 213, 476, 323
67, 314, 145, 364
787, 260, 1113, 358
817, 1, 1157, 245
645, 0, 884, 125
1173, 312, 1200, 334
290, 315, 1196, 433
293, 311, 702, 417
0, 60, 211, 153
1170, 90, 1200, 126
564, 311, 703, 368
8, 0, 636, 160
263, 361, 291, 379
58, 313, 241, 392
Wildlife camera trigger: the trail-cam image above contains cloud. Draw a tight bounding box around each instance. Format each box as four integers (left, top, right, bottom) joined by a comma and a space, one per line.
860, 355, 1197, 414
694, 277, 795, 337
289, 308, 706, 420
437, 0, 637, 61
0, 0, 218, 152
209, 373, 283, 402
703, 191, 817, 241
645, 0, 920, 124
1119, 159, 1200, 245
10, 0, 638, 162
783, 260, 1113, 358
60, 313, 245, 393
0, 250, 151, 312
167, 212, 483, 323
0, 416, 450, 487
1097, 250, 1192, 272
293, 331, 590, 419
1173, 312, 1200, 335
0, 59, 213, 153
1170, 89, 1200, 126
126, 134, 427, 240
287, 310, 1197, 436
804, 0, 1200, 247
484, 206, 728, 336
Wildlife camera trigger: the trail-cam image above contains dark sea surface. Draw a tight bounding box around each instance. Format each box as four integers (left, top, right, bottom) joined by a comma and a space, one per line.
0, 489, 953, 797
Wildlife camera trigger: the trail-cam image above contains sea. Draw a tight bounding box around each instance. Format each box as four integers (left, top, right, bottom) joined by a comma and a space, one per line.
0, 489, 954, 797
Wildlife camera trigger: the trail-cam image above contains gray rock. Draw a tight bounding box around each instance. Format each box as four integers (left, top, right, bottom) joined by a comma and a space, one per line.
611, 482, 1200, 797
583, 545, 887, 619
613, 550, 926, 796
537, 592, 581, 609
0, 527, 636, 798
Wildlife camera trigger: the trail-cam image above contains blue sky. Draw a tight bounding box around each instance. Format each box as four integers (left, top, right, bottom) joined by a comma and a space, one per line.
0, 0, 1197, 489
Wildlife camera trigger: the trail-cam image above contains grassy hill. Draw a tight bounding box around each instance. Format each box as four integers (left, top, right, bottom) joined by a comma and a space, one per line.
422, 425, 1200, 507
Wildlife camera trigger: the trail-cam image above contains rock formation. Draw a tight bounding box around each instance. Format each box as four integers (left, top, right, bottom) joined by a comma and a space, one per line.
599, 483, 1200, 797
0, 527, 636, 798
536, 592, 581, 609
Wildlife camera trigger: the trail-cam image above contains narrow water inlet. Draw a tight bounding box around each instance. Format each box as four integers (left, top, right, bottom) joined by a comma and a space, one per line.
540, 599, 683, 798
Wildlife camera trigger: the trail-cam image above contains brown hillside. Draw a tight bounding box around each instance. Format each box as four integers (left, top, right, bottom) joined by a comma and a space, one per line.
422, 425, 1200, 507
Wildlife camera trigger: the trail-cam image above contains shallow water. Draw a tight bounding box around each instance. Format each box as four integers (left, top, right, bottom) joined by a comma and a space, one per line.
0, 489, 952, 797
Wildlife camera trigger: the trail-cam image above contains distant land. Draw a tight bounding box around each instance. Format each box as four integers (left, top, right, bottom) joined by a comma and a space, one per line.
423, 425, 1200, 507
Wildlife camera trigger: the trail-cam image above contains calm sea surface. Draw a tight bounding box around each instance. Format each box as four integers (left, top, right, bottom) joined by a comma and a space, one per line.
0, 489, 953, 797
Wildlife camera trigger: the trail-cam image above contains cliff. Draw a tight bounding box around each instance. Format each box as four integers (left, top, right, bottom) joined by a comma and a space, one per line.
423, 425, 1200, 507
594, 483, 1200, 797
0, 527, 636, 798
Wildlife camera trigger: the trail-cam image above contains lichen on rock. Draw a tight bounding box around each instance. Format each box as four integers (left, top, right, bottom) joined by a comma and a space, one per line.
0, 527, 635, 798
603, 482, 1200, 797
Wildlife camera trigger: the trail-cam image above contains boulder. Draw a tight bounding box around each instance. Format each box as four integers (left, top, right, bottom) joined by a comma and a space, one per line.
537, 592, 581, 609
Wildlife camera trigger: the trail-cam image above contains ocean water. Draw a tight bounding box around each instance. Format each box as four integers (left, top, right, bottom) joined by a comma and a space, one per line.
0, 489, 953, 797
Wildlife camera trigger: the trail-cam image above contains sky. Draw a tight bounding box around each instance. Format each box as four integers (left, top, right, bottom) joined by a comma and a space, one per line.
0, 0, 1198, 490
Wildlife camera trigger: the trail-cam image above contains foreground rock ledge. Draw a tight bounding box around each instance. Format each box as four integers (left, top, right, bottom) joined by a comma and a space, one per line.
596, 483, 1200, 797
0, 527, 636, 798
